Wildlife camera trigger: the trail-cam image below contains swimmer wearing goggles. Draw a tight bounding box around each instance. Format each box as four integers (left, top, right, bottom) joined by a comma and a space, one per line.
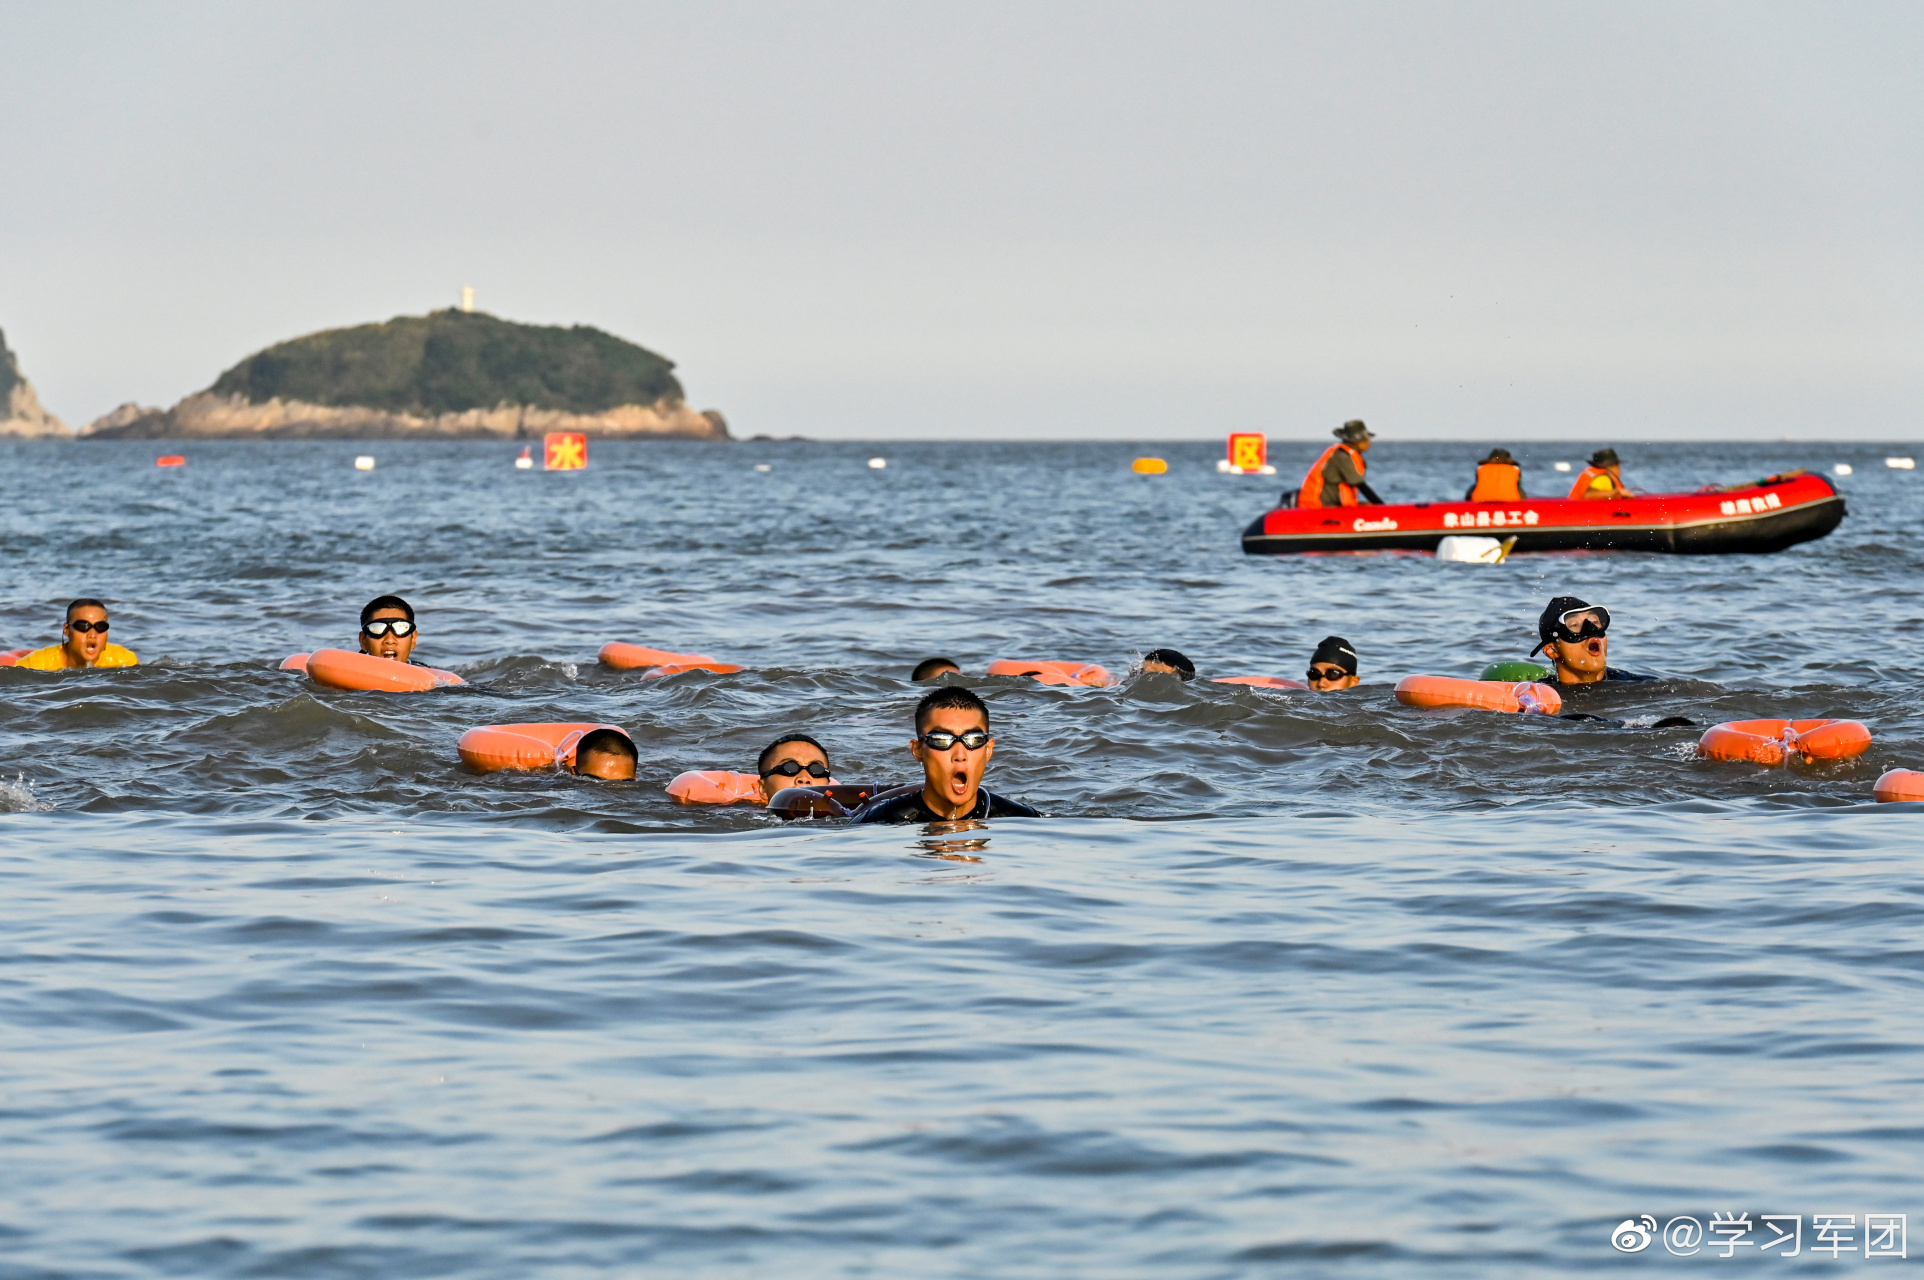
851, 686, 1039, 824
14, 597, 140, 670
1528, 596, 1653, 685
757, 733, 835, 798
358, 594, 422, 664
1305, 636, 1360, 690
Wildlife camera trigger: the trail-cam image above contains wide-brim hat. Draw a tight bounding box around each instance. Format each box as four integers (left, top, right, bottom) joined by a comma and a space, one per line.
1334, 420, 1374, 443
1589, 448, 1619, 467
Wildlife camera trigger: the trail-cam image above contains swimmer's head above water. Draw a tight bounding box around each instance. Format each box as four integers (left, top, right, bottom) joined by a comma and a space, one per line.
1531, 596, 1611, 684
911, 686, 994, 821
63, 598, 112, 667
911, 657, 960, 682
1307, 636, 1360, 690
572, 727, 637, 781
1139, 648, 1195, 680
358, 595, 417, 663
758, 732, 832, 797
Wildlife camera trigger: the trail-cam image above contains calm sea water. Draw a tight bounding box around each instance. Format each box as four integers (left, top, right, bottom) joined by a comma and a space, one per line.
1, 438, 1920, 1277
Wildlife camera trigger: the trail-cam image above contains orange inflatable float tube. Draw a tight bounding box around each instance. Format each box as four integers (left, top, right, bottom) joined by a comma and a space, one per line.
1873, 769, 1924, 802
0, 649, 29, 667
666, 770, 767, 805
459, 722, 620, 772
598, 642, 743, 676
1697, 719, 1872, 766
1212, 675, 1310, 690
280, 653, 310, 673
986, 659, 1114, 687
1394, 676, 1562, 715
306, 648, 465, 692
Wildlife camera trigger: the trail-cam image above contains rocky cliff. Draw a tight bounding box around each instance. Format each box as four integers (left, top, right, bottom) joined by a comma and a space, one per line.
0, 329, 72, 438
82, 310, 728, 441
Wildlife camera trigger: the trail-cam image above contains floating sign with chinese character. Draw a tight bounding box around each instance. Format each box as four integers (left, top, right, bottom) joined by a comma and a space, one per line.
544, 432, 587, 471
1228, 432, 1267, 472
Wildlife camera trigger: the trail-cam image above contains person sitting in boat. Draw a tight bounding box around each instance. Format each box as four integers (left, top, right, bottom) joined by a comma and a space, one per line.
15, 598, 139, 670
1138, 648, 1196, 681
1568, 449, 1633, 501
758, 732, 835, 798
572, 727, 638, 781
1464, 448, 1525, 502
358, 594, 425, 664
1305, 636, 1360, 690
911, 657, 960, 682
850, 687, 1039, 823
1528, 597, 1654, 685
1295, 420, 1384, 509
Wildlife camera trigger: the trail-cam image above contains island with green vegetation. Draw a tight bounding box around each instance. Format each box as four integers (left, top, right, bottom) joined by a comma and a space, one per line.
83, 310, 728, 441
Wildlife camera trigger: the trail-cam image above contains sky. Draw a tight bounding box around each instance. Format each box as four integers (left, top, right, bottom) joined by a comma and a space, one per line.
2, 1, 1918, 440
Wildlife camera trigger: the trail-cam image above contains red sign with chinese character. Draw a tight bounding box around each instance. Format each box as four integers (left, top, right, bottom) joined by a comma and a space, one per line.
544, 432, 587, 471
1228, 432, 1266, 471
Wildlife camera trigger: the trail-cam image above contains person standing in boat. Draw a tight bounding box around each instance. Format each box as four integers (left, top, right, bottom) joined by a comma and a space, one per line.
1568, 448, 1633, 500
1295, 420, 1384, 509
1464, 448, 1525, 501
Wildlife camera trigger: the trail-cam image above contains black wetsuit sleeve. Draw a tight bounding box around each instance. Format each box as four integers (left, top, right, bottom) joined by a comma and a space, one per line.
983, 792, 1040, 818
1603, 667, 1657, 683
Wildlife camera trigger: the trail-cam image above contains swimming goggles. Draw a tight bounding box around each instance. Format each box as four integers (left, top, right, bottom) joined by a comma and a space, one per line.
1306, 665, 1349, 682
1551, 606, 1610, 642
362, 619, 416, 637
762, 760, 831, 780
67, 619, 110, 633
919, 729, 992, 751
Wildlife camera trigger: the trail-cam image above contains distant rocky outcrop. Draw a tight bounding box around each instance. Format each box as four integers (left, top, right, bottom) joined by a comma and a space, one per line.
82, 310, 729, 441
0, 329, 72, 438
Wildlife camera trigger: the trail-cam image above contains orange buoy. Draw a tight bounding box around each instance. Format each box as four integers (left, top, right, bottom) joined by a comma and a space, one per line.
156, 455, 186, 468
598, 642, 743, 675
766, 783, 876, 819
0, 648, 28, 667
458, 723, 618, 772
305, 647, 464, 692
1395, 675, 1563, 715
1697, 719, 1872, 766
1873, 769, 1924, 802
986, 659, 1114, 688
279, 653, 310, 673
1212, 674, 1310, 690
666, 770, 766, 805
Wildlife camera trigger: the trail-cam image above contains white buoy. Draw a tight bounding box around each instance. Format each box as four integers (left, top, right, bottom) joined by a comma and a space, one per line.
1888, 457, 1916, 470
354, 455, 375, 471
1553, 461, 1572, 472
754, 463, 772, 472
1216, 459, 1240, 474
1436, 535, 1510, 564
514, 446, 533, 469
1834, 463, 1853, 476
1256, 464, 1277, 475
868, 457, 887, 469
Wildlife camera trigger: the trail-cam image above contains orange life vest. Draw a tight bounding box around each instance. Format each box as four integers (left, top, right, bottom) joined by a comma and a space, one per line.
1298, 443, 1365, 509
1568, 466, 1624, 500
1469, 461, 1523, 502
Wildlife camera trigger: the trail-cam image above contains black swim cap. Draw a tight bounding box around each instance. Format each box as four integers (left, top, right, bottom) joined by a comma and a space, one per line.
1142, 648, 1195, 680
1310, 636, 1358, 675
1532, 596, 1610, 655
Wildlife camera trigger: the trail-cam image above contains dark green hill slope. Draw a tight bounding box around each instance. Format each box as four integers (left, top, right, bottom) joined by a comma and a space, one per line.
209, 310, 684, 415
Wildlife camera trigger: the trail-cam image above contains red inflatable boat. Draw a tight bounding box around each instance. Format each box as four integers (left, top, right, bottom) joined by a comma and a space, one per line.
1242, 471, 1844, 555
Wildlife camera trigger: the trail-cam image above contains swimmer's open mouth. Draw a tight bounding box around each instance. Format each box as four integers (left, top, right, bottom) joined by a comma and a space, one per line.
1585, 640, 1604, 656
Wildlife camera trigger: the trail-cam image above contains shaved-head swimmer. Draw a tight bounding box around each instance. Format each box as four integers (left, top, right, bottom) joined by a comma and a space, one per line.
1139, 648, 1196, 680
757, 732, 834, 797
911, 657, 961, 682
572, 727, 638, 780
850, 686, 1040, 823
1306, 637, 1360, 690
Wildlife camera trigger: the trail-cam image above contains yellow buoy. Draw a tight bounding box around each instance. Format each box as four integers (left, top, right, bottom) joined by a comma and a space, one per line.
1132, 457, 1167, 474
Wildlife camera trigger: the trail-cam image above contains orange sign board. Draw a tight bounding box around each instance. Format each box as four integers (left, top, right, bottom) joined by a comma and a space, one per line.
544, 432, 587, 471
1228, 432, 1267, 471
